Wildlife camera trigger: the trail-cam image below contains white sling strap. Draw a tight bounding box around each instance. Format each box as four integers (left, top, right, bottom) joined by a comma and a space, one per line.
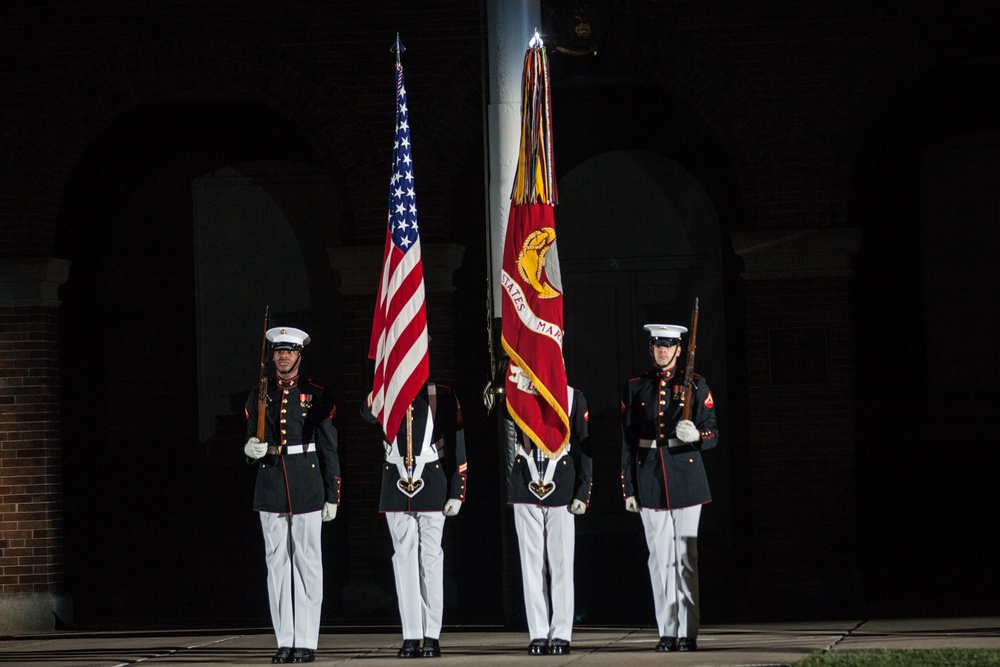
384, 384, 440, 497
518, 386, 575, 500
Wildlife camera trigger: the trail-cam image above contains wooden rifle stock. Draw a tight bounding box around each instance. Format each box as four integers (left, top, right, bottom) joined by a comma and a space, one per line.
681, 298, 700, 421
256, 306, 270, 442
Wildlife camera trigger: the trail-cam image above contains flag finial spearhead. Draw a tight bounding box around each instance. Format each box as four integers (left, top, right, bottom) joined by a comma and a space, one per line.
529, 29, 543, 49
391, 32, 405, 64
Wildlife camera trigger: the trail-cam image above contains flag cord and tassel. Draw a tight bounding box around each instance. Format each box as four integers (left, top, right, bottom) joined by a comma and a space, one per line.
512, 30, 558, 207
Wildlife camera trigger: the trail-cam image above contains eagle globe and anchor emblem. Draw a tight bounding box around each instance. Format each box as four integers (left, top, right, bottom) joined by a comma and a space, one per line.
513, 226, 562, 501
516, 227, 562, 300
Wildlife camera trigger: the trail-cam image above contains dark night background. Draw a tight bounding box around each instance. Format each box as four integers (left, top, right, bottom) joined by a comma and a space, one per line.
1, 0, 998, 633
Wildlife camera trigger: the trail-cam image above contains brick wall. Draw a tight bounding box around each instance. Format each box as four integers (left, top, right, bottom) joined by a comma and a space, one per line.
0, 305, 66, 628
743, 277, 859, 612
0, 1, 484, 256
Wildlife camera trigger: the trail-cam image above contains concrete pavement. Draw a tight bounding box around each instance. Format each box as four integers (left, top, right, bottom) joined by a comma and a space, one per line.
2, 618, 999, 666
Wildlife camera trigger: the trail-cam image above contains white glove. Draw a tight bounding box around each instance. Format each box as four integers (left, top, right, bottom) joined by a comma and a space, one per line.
443, 499, 462, 517
675, 419, 700, 443
322, 502, 338, 522
569, 499, 587, 515
244, 437, 268, 459
625, 496, 639, 513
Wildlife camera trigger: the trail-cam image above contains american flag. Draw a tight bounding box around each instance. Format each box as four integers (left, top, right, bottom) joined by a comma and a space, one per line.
368, 60, 429, 441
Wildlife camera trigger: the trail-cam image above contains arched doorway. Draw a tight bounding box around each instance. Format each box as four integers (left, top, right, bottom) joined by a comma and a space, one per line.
56, 100, 347, 624
555, 149, 732, 624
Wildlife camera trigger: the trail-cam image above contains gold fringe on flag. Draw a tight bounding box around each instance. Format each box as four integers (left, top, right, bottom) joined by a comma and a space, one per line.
511, 43, 558, 206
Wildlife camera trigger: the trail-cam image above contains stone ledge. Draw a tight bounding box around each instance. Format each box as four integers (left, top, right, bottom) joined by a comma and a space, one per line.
0, 591, 73, 633
731, 229, 862, 280
0, 257, 72, 307
328, 243, 465, 295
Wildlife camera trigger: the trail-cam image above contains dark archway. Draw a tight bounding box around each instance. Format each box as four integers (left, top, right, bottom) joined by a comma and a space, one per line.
557, 149, 732, 625
56, 99, 348, 624
540, 67, 749, 623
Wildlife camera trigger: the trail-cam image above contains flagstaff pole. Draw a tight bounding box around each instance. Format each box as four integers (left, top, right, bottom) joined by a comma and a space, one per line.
485, 0, 539, 366
405, 405, 414, 480
485, 0, 542, 631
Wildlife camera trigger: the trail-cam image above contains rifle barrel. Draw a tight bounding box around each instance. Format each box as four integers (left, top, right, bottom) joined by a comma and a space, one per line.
256, 306, 270, 442
681, 298, 699, 421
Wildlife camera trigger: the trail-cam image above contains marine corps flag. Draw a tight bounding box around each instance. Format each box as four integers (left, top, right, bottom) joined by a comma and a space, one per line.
500, 34, 570, 459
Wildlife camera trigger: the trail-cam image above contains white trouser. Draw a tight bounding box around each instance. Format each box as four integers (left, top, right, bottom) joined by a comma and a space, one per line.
259, 510, 324, 649
385, 511, 447, 640
639, 504, 702, 640
513, 504, 576, 642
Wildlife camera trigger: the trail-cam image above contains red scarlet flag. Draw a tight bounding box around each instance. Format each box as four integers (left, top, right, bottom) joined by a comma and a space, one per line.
501, 36, 570, 459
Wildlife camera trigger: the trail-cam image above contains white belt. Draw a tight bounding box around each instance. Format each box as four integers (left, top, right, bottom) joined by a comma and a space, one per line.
639, 437, 682, 449
267, 443, 315, 455
385, 440, 446, 461
518, 385, 576, 501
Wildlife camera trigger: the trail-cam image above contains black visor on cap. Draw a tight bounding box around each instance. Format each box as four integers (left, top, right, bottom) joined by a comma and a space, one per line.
273, 342, 301, 351
651, 337, 680, 347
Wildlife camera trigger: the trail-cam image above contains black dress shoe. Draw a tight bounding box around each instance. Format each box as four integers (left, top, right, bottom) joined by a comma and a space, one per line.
528, 638, 549, 655
398, 639, 421, 658
677, 637, 697, 651
421, 637, 441, 657
655, 636, 679, 652
291, 648, 314, 663
550, 638, 571, 655
271, 647, 294, 664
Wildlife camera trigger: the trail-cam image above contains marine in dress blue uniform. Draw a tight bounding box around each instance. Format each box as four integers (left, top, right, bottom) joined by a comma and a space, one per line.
244, 327, 341, 664
620, 324, 718, 653
362, 382, 467, 658
505, 386, 592, 656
